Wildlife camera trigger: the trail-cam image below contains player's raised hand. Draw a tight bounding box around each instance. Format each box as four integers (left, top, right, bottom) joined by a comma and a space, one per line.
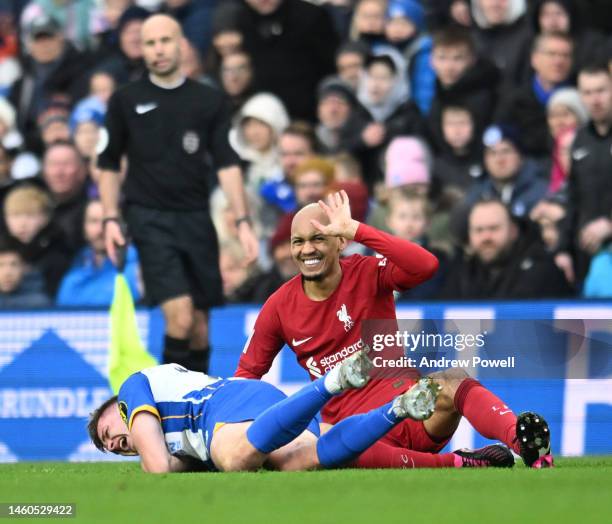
311, 190, 360, 240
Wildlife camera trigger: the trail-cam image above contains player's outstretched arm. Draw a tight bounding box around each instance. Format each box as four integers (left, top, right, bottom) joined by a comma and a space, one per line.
130, 412, 191, 473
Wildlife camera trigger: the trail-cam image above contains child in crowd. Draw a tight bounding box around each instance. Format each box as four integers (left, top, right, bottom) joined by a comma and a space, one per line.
432, 105, 484, 204
2, 184, 72, 297
385, 186, 448, 299
70, 97, 105, 162
229, 93, 290, 192
383, 0, 435, 114
0, 235, 50, 308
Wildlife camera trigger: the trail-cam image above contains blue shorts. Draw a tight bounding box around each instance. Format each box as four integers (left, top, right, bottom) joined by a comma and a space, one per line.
202, 379, 320, 456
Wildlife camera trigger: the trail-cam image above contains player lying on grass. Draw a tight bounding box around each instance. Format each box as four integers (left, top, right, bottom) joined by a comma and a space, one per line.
88, 353, 515, 473
237, 190, 554, 469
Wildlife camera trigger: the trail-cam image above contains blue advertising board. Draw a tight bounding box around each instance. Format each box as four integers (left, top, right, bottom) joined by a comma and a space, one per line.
0, 302, 610, 462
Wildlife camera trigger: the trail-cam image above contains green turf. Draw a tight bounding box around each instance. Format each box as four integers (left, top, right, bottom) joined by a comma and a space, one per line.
1, 458, 610, 524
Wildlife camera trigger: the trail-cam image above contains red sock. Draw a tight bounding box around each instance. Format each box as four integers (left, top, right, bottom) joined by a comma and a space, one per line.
353, 440, 457, 469
454, 378, 519, 454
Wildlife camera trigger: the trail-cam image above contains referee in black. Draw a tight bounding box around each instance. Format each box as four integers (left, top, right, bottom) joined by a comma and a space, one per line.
97, 14, 258, 373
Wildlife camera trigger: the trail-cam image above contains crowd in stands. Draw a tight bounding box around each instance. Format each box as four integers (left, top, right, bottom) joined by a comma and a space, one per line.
1, 0, 612, 308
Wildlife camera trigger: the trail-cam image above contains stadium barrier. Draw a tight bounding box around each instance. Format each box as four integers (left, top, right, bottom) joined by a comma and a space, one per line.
0, 302, 610, 462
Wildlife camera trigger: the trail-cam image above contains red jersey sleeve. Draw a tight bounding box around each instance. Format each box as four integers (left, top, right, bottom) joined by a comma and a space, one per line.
354, 222, 439, 292
235, 296, 286, 378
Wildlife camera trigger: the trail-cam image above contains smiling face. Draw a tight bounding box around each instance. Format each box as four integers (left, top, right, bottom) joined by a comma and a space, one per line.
290, 206, 345, 283
96, 402, 136, 456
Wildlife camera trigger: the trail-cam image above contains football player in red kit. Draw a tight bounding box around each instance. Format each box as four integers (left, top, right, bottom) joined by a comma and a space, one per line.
236, 191, 553, 468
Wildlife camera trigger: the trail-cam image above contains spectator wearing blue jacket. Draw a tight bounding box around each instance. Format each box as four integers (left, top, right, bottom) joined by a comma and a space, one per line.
56, 199, 140, 307
383, 0, 436, 114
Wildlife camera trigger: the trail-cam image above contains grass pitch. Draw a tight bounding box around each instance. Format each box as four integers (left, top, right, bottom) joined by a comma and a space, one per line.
1, 457, 610, 524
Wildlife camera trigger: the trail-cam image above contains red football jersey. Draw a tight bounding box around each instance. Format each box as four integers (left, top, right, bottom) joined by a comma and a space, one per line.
235, 223, 438, 424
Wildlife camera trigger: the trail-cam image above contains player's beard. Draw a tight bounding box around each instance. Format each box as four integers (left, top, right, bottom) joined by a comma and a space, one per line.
301, 260, 330, 282
302, 272, 325, 282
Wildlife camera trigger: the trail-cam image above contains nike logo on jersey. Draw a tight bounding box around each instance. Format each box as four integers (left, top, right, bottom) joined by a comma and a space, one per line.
572, 147, 589, 161
292, 337, 313, 346
135, 103, 158, 114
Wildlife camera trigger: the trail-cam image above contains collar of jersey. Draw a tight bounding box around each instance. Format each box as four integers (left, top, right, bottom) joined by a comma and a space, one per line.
148, 74, 186, 90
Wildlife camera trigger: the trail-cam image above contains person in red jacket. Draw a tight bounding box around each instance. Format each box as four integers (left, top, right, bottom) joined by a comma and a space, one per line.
236, 190, 554, 469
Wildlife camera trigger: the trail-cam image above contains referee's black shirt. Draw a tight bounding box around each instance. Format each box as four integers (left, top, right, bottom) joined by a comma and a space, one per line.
97, 76, 240, 210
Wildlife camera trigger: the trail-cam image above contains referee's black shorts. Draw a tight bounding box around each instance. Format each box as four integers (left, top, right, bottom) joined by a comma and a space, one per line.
125, 205, 224, 310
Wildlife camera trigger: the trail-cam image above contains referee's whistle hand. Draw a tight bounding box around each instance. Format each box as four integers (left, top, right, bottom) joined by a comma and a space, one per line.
104, 221, 127, 267
238, 222, 259, 265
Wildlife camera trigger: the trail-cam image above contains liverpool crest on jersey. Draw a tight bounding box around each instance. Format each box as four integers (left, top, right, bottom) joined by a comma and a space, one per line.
336, 304, 354, 332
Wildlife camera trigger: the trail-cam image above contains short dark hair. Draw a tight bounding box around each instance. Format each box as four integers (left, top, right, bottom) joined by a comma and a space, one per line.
281, 121, 317, 152
578, 62, 610, 79
432, 26, 475, 54
43, 140, 84, 164
87, 395, 118, 452
0, 236, 23, 258
532, 31, 573, 54
441, 104, 474, 119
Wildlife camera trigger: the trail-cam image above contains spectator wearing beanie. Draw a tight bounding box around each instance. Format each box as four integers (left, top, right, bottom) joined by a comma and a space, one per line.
70, 97, 106, 162
10, 13, 94, 153
383, 0, 436, 114
368, 136, 432, 231
461, 124, 548, 222
546, 87, 588, 193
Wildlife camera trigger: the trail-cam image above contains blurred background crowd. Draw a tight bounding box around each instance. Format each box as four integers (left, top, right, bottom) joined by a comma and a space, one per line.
1, 0, 612, 308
